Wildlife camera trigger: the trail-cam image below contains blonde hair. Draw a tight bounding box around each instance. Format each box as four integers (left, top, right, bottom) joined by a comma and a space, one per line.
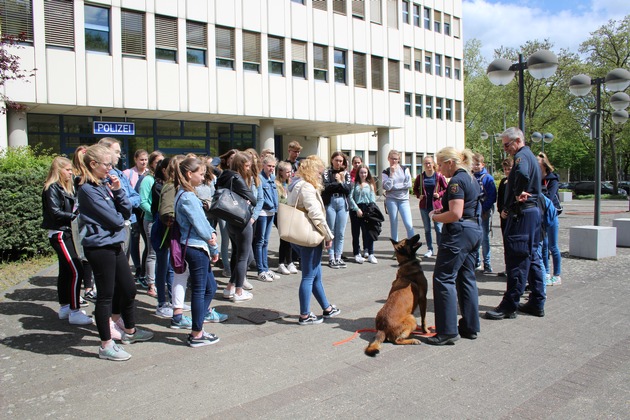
275, 161, 291, 198
296, 155, 325, 191
230, 151, 253, 188
97, 137, 120, 148
288, 140, 303, 151
72, 145, 89, 175
44, 156, 73, 194
436, 147, 474, 174
77, 145, 113, 185
538, 152, 554, 174
244, 148, 261, 186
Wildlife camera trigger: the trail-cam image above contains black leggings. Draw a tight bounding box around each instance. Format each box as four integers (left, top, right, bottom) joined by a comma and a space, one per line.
49, 231, 84, 310
85, 245, 136, 341
228, 222, 253, 288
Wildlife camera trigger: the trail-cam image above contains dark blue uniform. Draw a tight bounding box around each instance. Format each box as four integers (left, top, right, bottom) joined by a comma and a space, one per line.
500, 145, 545, 312
433, 168, 483, 336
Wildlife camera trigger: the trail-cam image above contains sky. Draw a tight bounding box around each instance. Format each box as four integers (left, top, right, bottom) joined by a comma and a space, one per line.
462, 0, 629, 62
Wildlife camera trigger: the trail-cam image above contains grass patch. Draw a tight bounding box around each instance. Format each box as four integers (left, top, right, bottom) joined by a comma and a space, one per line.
0, 254, 56, 296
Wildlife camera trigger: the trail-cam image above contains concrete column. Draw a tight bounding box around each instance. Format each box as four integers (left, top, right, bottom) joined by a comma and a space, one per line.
259, 119, 275, 153
377, 128, 390, 194
8, 110, 28, 147
0, 103, 7, 149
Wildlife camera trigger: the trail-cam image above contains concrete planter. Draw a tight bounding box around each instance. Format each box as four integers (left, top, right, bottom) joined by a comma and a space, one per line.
558, 191, 572, 202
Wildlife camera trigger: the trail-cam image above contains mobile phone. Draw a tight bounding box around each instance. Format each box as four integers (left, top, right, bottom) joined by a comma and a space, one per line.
103, 177, 112, 185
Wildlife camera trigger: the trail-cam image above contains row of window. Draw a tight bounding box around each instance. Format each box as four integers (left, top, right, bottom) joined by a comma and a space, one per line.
403, 47, 462, 79
297, 0, 400, 28
402, 1, 460, 37
403, 93, 463, 122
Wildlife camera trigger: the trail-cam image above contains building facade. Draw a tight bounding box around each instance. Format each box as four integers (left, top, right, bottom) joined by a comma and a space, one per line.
1, 0, 464, 178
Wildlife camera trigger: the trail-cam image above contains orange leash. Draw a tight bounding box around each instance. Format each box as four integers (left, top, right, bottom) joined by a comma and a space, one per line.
333, 326, 436, 346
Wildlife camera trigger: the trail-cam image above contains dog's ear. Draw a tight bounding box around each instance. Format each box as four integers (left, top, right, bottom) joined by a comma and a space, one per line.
412, 241, 422, 254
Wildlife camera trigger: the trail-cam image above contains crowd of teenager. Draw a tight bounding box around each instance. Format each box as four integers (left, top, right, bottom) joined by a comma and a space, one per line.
42, 129, 564, 359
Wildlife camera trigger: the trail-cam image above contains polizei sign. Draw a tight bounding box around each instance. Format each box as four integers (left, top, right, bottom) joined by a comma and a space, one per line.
93, 121, 136, 136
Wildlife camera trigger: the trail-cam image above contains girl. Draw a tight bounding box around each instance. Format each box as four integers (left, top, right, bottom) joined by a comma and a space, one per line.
254, 155, 279, 282
275, 161, 299, 275
322, 151, 352, 268
538, 152, 562, 286
382, 150, 415, 244
72, 145, 95, 302
349, 164, 379, 264
123, 149, 149, 283
413, 156, 448, 258
42, 157, 92, 325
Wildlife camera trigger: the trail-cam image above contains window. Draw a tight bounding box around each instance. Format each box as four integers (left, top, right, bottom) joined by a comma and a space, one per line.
403, 47, 411, 70
455, 100, 462, 122
85, 4, 109, 53
291, 40, 307, 78
416, 153, 423, 175
426, 96, 433, 118
454, 59, 462, 80
44, 0, 74, 48
352, 0, 365, 19
423, 7, 431, 30
433, 10, 441, 32
446, 99, 453, 121
1, 0, 34, 42
435, 54, 442, 76
215, 26, 235, 69
313, 44, 328, 81
445, 56, 452, 78
333, 0, 346, 15
453, 16, 461, 38
371, 56, 383, 90
387, 0, 397, 28
186, 21, 207, 65
268, 36, 285, 75
444, 14, 451, 36
312, 0, 327, 11
405, 153, 412, 167
292, 0, 305, 4
414, 49, 422, 72
415, 94, 423, 117
353, 52, 366, 88
121, 10, 145, 57
243, 31, 261, 72
412, 4, 420, 27
155, 15, 177, 61
404, 93, 412, 116
388, 59, 399, 92
370, 0, 382, 24
334, 49, 347, 84
424, 52, 432, 75
402, 1, 409, 24
436, 97, 443, 119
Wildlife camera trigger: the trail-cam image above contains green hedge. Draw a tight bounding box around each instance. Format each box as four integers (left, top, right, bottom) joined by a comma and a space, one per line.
0, 147, 55, 260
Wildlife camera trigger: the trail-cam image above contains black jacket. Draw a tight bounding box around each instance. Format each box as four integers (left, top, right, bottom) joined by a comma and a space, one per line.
215, 170, 257, 205
41, 183, 76, 232
358, 202, 384, 241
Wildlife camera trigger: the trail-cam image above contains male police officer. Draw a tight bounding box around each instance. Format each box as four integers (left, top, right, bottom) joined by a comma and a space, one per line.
485, 128, 546, 320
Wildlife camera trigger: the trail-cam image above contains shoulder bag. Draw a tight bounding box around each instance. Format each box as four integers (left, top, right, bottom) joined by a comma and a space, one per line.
277, 182, 325, 247
209, 177, 252, 229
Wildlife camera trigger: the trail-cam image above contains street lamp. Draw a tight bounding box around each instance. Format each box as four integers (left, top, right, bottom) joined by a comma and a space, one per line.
480, 131, 501, 174
569, 68, 630, 226
531, 132, 554, 154
487, 50, 559, 133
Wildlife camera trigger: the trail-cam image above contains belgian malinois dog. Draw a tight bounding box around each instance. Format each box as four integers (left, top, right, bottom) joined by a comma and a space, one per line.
365, 234, 429, 356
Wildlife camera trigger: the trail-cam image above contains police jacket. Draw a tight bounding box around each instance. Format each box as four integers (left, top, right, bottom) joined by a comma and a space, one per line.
442, 168, 482, 221
504, 146, 541, 211
41, 183, 76, 232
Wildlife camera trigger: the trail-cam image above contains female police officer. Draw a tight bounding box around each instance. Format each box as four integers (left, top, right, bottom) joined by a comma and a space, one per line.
425, 147, 483, 345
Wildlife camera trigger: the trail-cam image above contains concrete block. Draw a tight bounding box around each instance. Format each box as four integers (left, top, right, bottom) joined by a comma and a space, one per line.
569, 226, 617, 260
558, 191, 572, 202
612, 218, 630, 247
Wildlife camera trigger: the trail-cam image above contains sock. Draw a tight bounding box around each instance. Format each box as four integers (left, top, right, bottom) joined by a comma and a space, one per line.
173, 313, 182, 322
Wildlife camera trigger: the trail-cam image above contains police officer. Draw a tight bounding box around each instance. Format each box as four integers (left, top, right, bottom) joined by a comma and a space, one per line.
486, 127, 546, 320
425, 147, 483, 345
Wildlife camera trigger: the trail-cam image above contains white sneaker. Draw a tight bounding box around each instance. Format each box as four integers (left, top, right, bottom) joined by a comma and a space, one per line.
231, 290, 253, 303
182, 303, 191, 312
354, 254, 365, 264
363, 249, 369, 259
287, 262, 298, 274
277, 264, 291, 275
258, 272, 273, 282
266, 271, 280, 280
58, 305, 71, 320
423, 250, 433, 258
69, 310, 93, 325
223, 287, 235, 300
155, 303, 173, 318
242, 279, 254, 290
367, 254, 378, 264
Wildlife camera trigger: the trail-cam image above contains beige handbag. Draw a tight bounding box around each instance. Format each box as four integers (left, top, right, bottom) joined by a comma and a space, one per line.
277, 184, 325, 247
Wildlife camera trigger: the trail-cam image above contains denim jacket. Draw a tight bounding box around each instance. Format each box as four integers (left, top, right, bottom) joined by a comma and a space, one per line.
259, 171, 279, 214
174, 189, 218, 256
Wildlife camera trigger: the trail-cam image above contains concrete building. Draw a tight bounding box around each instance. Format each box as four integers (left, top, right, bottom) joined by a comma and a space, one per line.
1, 0, 464, 178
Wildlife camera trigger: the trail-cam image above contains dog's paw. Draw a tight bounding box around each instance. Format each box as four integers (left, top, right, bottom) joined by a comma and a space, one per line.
411, 338, 421, 345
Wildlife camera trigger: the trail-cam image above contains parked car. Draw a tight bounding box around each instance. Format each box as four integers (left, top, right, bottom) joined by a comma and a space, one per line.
573, 181, 628, 196
558, 182, 575, 190
619, 181, 630, 195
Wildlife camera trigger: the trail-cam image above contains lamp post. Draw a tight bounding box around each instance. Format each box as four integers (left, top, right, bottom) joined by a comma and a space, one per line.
480, 131, 501, 174
569, 68, 630, 226
531, 132, 554, 154
487, 50, 559, 134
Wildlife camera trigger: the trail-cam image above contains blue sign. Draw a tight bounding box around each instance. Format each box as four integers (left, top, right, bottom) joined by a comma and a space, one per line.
93, 121, 135, 136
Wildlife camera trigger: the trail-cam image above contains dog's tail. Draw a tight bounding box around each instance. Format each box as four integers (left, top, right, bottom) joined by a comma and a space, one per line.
364, 330, 386, 357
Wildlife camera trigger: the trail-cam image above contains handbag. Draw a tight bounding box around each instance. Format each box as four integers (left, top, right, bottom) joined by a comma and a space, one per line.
170, 192, 190, 274
209, 177, 252, 228
277, 183, 325, 247
424, 173, 443, 211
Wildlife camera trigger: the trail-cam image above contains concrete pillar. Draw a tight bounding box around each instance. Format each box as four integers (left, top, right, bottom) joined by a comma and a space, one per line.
8, 110, 28, 147
0, 103, 7, 149
259, 119, 275, 153
377, 128, 390, 194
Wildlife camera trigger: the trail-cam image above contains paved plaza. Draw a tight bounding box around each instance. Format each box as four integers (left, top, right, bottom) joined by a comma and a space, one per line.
1, 198, 629, 419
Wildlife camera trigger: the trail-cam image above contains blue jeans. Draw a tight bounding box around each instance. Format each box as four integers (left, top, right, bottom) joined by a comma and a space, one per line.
154, 246, 173, 306
542, 221, 561, 276
185, 247, 217, 332
476, 210, 492, 270
325, 196, 348, 259
420, 208, 442, 252
292, 243, 331, 316
254, 214, 274, 273
385, 198, 415, 241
